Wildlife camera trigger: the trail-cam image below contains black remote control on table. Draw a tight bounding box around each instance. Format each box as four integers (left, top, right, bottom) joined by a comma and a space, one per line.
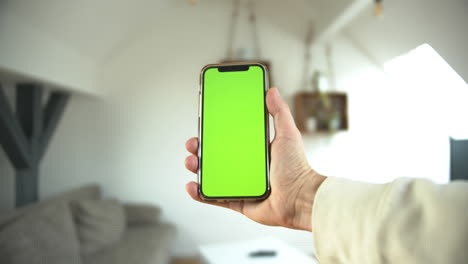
249, 250, 277, 258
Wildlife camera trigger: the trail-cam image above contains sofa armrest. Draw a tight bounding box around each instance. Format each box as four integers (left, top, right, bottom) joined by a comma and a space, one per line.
123, 204, 161, 226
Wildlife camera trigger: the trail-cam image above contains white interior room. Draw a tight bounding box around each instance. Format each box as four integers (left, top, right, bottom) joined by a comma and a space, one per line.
1, 0, 467, 262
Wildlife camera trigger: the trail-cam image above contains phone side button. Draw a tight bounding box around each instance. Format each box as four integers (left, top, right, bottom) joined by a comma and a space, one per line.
198, 100, 202, 117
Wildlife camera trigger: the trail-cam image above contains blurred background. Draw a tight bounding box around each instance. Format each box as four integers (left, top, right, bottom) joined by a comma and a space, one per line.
0, 0, 467, 263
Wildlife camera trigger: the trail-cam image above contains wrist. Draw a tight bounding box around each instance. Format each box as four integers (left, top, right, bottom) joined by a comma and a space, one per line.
292, 169, 327, 231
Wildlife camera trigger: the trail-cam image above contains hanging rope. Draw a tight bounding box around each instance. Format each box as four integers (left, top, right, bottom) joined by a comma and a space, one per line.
225, 0, 262, 61
325, 43, 336, 91
249, 0, 261, 59
300, 21, 315, 90
226, 0, 240, 60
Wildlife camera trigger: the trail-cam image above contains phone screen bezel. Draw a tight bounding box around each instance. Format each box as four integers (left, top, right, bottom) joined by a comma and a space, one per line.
198, 62, 271, 201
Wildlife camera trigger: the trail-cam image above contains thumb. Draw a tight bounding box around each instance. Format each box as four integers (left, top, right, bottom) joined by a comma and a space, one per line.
266, 88, 301, 140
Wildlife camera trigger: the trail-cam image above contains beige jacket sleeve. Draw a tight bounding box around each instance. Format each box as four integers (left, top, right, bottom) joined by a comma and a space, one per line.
312, 177, 468, 264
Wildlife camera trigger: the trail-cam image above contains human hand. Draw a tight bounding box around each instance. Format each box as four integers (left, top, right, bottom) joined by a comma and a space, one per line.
184, 87, 326, 231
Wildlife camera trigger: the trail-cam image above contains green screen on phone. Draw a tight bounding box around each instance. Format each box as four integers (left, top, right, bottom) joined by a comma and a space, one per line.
200, 64, 269, 198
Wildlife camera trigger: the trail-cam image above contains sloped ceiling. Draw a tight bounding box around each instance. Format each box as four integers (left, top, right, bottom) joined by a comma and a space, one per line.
2, 0, 165, 64
1, 0, 466, 94
344, 0, 468, 81
2, 0, 355, 64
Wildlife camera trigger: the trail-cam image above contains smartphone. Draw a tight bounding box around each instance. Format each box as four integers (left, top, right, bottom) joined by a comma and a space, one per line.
198, 63, 270, 201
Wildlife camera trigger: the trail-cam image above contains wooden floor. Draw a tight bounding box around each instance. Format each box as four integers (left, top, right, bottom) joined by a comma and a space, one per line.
170, 257, 202, 264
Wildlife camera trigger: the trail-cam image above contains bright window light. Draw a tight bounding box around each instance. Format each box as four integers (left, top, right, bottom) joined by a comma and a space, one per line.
305, 43, 467, 184
384, 44, 468, 140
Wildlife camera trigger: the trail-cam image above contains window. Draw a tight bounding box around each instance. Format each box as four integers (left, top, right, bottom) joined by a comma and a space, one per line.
306, 44, 467, 184
384, 44, 468, 140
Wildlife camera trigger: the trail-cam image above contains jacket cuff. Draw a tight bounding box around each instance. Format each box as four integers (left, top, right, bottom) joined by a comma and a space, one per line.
312, 177, 392, 263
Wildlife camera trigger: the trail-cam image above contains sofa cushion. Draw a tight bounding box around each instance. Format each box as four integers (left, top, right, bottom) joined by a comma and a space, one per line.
0, 202, 81, 264
0, 184, 101, 228
72, 199, 125, 256
124, 204, 161, 226
44, 184, 101, 204
83, 224, 176, 264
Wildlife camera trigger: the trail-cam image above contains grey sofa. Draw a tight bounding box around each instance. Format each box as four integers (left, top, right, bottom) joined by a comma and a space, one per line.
0, 184, 176, 264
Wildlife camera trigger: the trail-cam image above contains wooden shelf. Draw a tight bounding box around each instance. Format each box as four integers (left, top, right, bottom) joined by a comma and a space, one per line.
294, 91, 348, 133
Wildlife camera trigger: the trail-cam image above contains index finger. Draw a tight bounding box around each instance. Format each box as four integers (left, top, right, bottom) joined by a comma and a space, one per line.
185, 137, 198, 155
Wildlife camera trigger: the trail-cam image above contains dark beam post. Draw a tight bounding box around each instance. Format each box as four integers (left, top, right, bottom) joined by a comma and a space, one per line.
15, 168, 39, 207
15, 84, 43, 207
40, 92, 70, 158
0, 83, 69, 207
0, 86, 30, 168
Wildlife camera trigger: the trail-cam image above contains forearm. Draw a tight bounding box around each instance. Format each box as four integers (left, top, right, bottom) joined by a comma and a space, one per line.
312, 177, 468, 264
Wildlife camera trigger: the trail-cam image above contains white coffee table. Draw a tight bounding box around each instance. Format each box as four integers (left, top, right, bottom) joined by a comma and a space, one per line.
199, 237, 318, 264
